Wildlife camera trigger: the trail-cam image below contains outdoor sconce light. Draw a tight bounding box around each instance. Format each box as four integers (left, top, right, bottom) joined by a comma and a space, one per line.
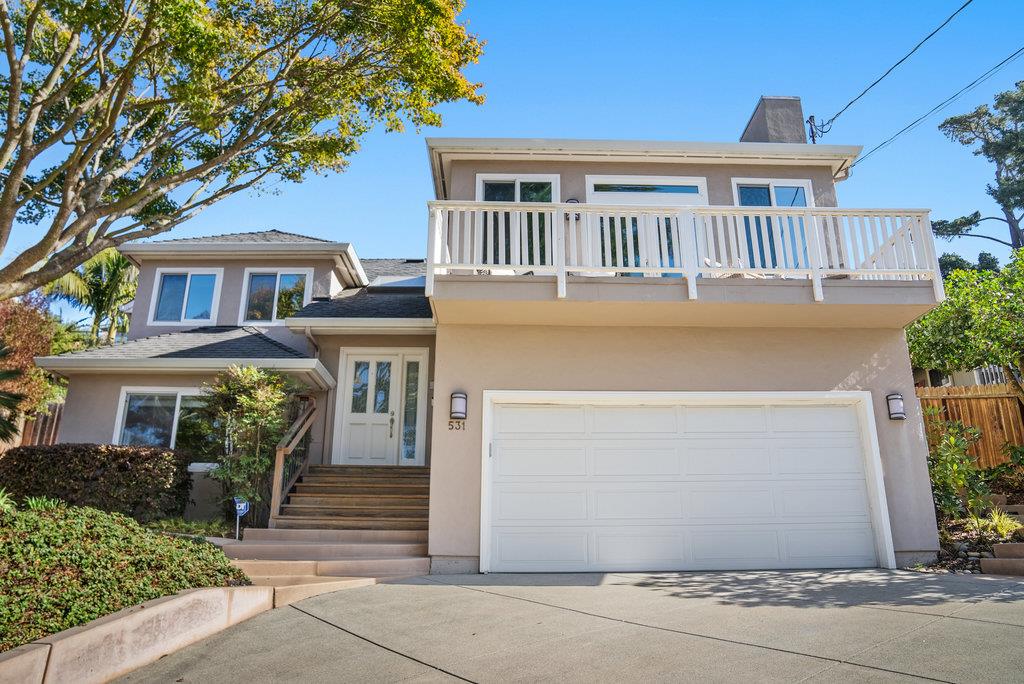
450, 392, 468, 420
886, 393, 906, 420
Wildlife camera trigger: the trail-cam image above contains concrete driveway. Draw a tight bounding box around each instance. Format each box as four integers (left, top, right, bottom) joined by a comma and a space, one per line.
121, 570, 1024, 683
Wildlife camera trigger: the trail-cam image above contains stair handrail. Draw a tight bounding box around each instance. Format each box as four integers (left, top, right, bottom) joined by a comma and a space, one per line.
269, 396, 319, 525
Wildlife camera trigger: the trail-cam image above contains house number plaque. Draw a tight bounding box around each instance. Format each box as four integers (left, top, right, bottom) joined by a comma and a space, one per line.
448, 420, 466, 431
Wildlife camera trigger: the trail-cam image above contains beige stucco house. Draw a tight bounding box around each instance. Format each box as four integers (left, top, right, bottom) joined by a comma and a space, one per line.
37, 96, 945, 574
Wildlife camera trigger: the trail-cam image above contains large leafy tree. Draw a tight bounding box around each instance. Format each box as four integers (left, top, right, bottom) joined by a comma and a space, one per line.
43, 248, 136, 344
0, 293, 55, 414
907, 249, 1024, 406
932, 81, 1024, 249
0, 0, 483, 299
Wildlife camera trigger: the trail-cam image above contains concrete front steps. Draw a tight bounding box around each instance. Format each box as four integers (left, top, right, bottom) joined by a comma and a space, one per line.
980, 543, 1024, 576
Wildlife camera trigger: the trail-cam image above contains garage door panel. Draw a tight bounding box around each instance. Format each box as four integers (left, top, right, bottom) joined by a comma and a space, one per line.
683, 446, 771, 476
594, 532, 685, 566
495, 445, 588, 477
496, 489, 589, 521
774, 444, 864, 475
592, 446, 681, 476
683, 406, 768, 433
771, 405, 859, 433
590, 406, 678, 434
487, 400, 884, 572
688, 488, 775, 520
495, 405, 586, 435
593, 489, 683, 519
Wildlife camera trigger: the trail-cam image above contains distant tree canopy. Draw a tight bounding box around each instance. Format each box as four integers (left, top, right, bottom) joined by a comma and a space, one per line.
0, 0, 484, 299
937, 251, 999, 280
931, 81, 1024, 250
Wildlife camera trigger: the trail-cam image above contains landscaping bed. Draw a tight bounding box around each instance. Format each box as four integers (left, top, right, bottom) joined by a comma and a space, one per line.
0, 500, 248, 652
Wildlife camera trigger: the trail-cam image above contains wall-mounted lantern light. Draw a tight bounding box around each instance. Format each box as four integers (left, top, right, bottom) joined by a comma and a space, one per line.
886, 393, 906, 420
450, 391, 468, 420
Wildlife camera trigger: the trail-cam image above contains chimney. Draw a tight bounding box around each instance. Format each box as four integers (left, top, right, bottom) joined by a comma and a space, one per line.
740, 96, 807, 144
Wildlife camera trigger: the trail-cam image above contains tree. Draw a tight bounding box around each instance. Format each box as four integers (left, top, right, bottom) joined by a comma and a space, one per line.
0, 294, 55, 414
0, 347, 24, 441
937, 251, 998, 280
933, 82, 1024, 249
43, 249, 136, 345
907, 249, 1024, 406
0, 0, 483, 300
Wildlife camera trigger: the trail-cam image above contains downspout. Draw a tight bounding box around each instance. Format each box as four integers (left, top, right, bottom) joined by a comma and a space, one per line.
305, 326, 332, 466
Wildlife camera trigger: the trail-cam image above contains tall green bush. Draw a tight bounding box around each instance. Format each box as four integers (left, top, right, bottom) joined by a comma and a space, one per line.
0, 444, 189, 521
177, 366, 295, 526
924, 408, 991, 519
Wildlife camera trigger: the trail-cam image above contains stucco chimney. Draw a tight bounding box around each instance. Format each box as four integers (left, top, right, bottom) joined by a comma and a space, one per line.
740, 96, 807, 144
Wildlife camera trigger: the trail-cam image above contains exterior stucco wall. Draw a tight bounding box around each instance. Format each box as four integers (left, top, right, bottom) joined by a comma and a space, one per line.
129, 257, 340, 350
313, 334, 437, 464
428, 324, 939, 565
447, 160, 839, 207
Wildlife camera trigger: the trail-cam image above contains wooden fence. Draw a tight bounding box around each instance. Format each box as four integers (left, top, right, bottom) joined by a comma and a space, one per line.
916, 384, 1024, 468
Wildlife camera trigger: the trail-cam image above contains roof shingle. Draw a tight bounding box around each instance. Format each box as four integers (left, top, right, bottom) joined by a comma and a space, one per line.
49, 327, 309, 360
145, 229, 330, 245
292, 290, 431, 319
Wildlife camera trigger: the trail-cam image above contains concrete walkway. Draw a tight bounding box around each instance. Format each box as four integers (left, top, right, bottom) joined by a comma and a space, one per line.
120, 570, 1024, 683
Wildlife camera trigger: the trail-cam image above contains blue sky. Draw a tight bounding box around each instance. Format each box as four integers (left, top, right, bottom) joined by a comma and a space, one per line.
8, 0, 1023, 323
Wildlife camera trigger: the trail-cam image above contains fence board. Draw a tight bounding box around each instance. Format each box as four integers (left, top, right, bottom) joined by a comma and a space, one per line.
916, 384, 1024, 468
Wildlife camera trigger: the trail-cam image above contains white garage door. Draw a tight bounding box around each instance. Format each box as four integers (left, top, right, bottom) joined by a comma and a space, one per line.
484, 395, 892, 572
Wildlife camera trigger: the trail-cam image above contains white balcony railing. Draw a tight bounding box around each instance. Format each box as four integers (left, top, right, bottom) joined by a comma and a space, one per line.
425, 201, 944, 302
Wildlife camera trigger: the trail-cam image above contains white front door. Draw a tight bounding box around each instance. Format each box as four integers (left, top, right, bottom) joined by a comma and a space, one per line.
337, 350, 429, 466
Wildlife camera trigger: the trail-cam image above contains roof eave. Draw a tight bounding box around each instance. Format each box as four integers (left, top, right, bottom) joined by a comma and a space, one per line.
119, 242, 353, 258
284, 317, 436, 335
34, 356, 336, 390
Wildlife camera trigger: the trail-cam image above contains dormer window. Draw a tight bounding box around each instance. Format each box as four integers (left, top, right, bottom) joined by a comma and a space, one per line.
241, 268, 313, 324
149, 268, 221, 325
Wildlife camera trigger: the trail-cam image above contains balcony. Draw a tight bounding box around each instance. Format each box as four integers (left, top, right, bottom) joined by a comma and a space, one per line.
425, 201, 944, 327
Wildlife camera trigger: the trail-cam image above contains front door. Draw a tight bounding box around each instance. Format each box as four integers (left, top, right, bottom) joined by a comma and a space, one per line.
337, 350, 428, 466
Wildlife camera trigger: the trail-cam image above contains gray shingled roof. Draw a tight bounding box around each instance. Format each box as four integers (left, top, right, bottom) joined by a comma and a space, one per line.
360, 258, 426, 283
146, 229, 330, 245
292, 290, 431, 319
50, 327, 309, 360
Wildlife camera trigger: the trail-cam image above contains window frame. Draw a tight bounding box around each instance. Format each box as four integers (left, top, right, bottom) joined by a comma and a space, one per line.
730, 178, 816, 208
475, 174, 561, 203
112, 386, 201, 449
147, 267, 223, 326
238, 266, 315, 326
585, 175, 709, 206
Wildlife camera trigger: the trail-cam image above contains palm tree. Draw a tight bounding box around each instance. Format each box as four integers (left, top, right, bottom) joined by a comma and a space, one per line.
44, 250, 137, 345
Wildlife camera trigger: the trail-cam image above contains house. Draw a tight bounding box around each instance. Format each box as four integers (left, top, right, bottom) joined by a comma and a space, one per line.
36, 96, 945, 574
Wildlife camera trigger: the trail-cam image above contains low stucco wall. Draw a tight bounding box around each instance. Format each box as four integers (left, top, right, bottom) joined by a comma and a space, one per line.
427, 324, 939, 565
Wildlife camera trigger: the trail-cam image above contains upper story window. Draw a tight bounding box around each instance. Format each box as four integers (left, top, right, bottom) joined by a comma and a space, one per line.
240, 268, 313, 324
476, 174, 560, 203
586, 175, 709, 206
149, 268, 221, 325
732, 178, 814, 208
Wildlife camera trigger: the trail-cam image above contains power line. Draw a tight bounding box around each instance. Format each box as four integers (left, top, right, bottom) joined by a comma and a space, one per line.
849, 44, 1024, 170
810, 0, 975, 141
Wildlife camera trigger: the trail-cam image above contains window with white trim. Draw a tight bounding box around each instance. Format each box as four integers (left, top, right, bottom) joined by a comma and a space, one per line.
475, 174, 560, 203
586, 175, 709, 206
115, 389, 201, 448
241, 269, 313, 323
150, 269, 221, 324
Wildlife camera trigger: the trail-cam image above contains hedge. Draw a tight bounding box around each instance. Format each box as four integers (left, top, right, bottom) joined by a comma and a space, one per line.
0, 503, 248, 652
0, 444, 190, 522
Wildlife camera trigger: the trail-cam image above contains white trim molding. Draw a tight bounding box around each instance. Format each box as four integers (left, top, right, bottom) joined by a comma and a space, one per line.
147, 267, 224, 327
731, 177, 816, 208
112, 385, 202, 448
238, 267, 315, 327
478, 390, 896, 573
585, 174, 709, 206
475, 173, 561, 203
284, 317, 436, 335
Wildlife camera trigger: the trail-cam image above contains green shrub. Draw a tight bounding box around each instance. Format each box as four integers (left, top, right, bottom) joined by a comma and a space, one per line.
0, 502, 248, 651
145, 517, 233, 539
0, 444, 189, 522
925, 409, 990, 518
975, 509, 1024, 539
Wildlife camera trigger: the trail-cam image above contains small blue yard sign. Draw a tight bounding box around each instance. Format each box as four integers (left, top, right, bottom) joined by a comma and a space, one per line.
233, 497, 250, 539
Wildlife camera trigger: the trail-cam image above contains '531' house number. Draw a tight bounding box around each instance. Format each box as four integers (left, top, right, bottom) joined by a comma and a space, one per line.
448, 420, 466, 431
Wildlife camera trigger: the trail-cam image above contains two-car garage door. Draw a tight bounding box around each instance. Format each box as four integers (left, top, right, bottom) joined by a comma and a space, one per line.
483, 393, 894, 572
